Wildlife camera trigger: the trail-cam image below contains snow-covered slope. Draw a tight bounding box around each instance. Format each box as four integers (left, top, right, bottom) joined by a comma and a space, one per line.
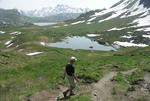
22, 5, 90, 17
68, 0, 150, 29
101, 0, 149, 27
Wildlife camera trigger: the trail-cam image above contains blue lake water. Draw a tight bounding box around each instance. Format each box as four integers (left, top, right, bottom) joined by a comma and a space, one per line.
48, 36, 116, 51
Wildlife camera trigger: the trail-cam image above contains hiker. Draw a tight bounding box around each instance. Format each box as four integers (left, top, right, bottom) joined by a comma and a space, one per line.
63, 56, 79, 98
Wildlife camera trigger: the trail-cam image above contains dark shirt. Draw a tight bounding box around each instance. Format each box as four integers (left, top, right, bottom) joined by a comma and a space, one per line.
65, 64, 75, 76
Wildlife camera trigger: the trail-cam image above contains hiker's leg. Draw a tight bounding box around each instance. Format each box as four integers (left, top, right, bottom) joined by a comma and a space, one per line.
69, 77, 75, 95
67, 75, 76, 95
70, 83, 75, 94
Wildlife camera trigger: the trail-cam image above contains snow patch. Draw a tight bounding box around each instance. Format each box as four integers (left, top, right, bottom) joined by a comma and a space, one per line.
120, 35, 133, 39
5, 40, 14, 48
53, 26, 60, 28
136, 27, 150, 31
98, 9, 127, 23
6, 43, 13, 48
87, 17, 97, 22
130, 40, 134, 43
142, 35, 150, 38
5, 40, 12, 45
0, 31, 5, 34
26, 52, 43, 56
86, 22, 92, 24
87, 34, 100, 37
10, 31, 22, 35
132, 15, 150, 27
40, 42, 46, 46
107, 27, 127, 31
113, 41, 148, 47
140, 11, 149, 18
127, 32, 133, 34
71, 20, 85, 25
136, 29, 143, 31
64, 24, 68, 26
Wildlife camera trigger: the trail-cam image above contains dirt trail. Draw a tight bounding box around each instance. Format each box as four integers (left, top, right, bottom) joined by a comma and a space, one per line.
26, 69, 149, 101
91, 69, 150, 101
91, 72, 117, 101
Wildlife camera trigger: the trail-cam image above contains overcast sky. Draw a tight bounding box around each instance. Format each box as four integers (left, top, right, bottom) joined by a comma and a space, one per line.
0, 0, 120, 11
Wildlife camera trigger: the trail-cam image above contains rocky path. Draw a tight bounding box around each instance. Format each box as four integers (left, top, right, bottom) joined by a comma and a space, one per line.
91, 72, 117, 101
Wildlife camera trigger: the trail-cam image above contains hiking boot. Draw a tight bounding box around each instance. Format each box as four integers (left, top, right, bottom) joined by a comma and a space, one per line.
63, 92, 67, 98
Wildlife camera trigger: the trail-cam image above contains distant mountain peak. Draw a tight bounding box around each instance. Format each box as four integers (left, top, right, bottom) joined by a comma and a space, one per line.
22, 4, 90, 17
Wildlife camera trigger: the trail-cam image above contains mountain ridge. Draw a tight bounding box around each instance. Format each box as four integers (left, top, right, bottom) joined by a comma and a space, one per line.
66, 0, 150, 29
21, 4, 90, 17
0, 9, 32, 27
0, 4, 90, 25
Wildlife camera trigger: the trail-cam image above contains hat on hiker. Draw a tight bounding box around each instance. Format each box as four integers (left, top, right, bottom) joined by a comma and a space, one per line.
70, 56, 77, 61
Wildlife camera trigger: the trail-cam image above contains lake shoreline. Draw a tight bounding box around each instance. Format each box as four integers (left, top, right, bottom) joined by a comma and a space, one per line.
48, 36, 116, 51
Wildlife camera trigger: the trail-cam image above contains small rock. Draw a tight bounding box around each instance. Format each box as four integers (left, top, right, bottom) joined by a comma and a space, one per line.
89, 46, 93, 48
56, 87, 60, 90
130, 54, 135, 56
113, 65, 120, 69
93, 93, 97, 96
2, 54, 9, 58
27, 98, 31, 101
127, 86, 135, 91
132, 79, 145, 85
124, 93, 127, 96
110, 78, 115, 81
146, 83, 150, 92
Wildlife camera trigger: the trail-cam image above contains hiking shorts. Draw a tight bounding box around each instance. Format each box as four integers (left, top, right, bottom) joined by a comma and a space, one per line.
66, 75, 75, 90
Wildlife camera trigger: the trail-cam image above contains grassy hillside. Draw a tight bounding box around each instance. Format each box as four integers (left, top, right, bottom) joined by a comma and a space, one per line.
0, 25, 150, 101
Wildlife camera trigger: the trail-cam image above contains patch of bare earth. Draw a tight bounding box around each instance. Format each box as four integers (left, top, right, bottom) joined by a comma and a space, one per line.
91, 72, 118, 101
24, 85, 67, 101
91, 70, 150, 101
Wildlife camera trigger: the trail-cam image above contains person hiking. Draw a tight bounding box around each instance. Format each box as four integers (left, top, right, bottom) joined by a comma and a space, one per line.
63, 56, 79, 98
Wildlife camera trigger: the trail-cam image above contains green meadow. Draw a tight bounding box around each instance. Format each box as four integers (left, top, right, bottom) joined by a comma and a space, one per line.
0, 25, 150, 101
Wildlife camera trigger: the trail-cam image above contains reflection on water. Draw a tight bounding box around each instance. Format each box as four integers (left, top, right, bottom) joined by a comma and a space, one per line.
48, 36, 116, 51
